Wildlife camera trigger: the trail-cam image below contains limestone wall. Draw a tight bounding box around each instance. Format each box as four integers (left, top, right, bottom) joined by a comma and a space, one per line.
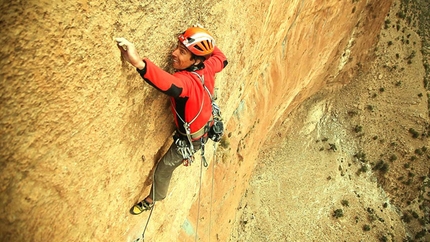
0, 0, 392, 241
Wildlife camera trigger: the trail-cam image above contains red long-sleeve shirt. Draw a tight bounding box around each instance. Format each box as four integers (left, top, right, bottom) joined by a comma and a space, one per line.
137, 47, 228, 135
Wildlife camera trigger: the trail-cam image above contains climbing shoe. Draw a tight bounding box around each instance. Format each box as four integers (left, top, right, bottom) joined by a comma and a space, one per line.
130, 199, 153, 215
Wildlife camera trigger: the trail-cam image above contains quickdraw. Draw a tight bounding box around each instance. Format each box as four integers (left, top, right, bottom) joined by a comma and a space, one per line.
174, 132, 195, 166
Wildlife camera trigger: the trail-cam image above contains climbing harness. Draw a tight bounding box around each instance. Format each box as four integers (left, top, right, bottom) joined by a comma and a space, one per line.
171, 71, 224, 167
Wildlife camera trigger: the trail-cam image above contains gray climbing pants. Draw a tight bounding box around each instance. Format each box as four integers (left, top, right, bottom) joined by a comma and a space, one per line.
148, 139, 202, 201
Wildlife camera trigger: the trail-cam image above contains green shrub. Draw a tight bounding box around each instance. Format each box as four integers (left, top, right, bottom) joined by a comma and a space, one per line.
373, 160, 389, 174
379, 235, 388, 242
402, 213, 412, 223
409, 128, 419, 138
411, 211, 419, 219
341, 200, 350, 207
363, 224, 371, 231
384, 19, 391, 29
415, 229, 426, 239
333, 209, 344, 218
358, 165, 368, 173
354, 125, 363, 133
415, 148, 423, 156
397, 11, 406, 19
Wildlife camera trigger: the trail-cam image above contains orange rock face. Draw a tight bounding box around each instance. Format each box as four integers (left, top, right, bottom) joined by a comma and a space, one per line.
0, 0, 392, 241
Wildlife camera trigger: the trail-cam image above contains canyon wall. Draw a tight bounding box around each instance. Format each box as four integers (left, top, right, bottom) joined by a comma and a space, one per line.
0, 0, 392, 241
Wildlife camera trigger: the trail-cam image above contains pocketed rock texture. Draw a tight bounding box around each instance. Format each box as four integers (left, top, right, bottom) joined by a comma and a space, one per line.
0, 0, 392, 241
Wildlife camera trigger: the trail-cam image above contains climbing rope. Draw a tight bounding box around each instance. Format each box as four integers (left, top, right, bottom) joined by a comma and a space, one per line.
135, 140, 216, 242
195, 153, 205, 242
208, 142, 217, 241
139, 199, 155, 241
134, 162, 157, 242
195, 142, 218, 242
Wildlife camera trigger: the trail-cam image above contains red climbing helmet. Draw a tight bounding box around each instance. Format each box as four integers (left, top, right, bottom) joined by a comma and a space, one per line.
178, 27, 215, 56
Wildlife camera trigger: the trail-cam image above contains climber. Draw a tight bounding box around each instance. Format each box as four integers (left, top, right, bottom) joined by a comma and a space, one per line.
116, 26, 228, 215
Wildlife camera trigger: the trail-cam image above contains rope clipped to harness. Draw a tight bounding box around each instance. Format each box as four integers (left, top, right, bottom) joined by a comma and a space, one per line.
192, 72, 224, 143
171, 87, 204, 166
171, 72, 224, 167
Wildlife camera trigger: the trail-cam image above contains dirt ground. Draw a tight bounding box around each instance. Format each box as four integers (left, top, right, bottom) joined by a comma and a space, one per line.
230, 1, 430, 241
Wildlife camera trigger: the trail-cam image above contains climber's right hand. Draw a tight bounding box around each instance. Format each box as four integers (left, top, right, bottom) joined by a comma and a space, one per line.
115, 37, 146, 70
